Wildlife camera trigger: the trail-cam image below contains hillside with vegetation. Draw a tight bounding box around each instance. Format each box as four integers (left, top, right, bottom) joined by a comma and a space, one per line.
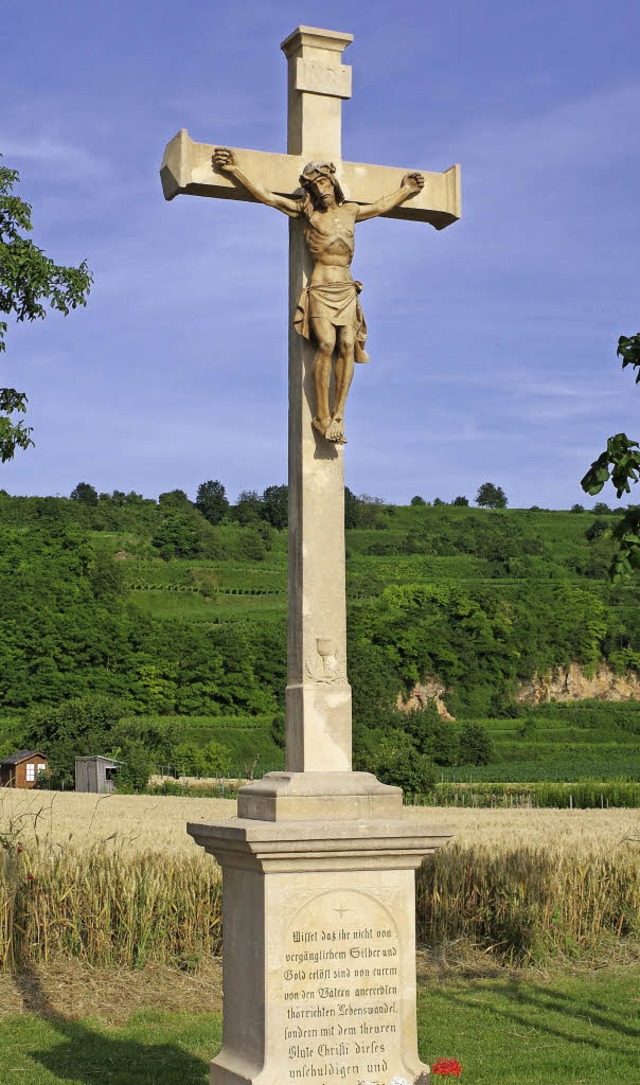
0, 484, 639, 796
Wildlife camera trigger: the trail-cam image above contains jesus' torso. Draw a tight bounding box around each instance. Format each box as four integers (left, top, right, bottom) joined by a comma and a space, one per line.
302, 202, 358, 286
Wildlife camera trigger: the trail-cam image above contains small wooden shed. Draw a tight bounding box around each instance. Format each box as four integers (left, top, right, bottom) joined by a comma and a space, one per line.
74, 755, 122, 794
0, 750, 48, 788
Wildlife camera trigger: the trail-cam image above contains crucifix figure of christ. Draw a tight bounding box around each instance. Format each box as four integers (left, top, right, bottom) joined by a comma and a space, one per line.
212, 148, 424, 444
161, 25, 460, 776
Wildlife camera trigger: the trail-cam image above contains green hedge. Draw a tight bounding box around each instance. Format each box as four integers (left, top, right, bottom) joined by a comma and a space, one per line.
414, 780, 640, 808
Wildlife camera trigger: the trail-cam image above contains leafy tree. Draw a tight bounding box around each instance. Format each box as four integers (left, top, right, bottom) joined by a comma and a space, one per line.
114, 740, 154, 792
585, 518, 609, 543
370, 729, 436, 793
233, 489, 263, 524
70, 481, 99, 506
581, 334, 640, 578
261, 484, 288, 530
0, 159, 92, 461
22, 694, 130, 786
271, 713, 285, 750
203, 739, 232, 776
195, 479, 229, 525
174, 741, 210, 777
458, 721, 494, 765
344, 486, 361, 528
88, 549, 126, 600
238, 524, 269, 561
151, 511, 200, 558
452, 495, 469, 506
476, 482, 508, 509
593, 502, 611, 515
410, 495, 426, 506
403, 705, 459, 765
357, 494, 385, 529
158, 489, 191, 508
433, 497, 445, 507
571, 503, 585, 513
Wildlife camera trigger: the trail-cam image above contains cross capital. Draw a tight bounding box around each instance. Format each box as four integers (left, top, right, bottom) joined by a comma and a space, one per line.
161, 23, 460, 229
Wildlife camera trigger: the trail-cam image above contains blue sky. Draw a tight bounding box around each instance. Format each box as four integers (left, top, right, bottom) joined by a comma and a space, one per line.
1, 0, 638, 508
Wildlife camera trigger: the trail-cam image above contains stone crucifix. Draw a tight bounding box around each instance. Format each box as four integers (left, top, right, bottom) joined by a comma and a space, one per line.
161, 25, 460, 778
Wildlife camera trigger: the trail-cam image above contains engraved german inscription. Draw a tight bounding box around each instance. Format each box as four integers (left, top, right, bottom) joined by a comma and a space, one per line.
282, 892, 401, 1083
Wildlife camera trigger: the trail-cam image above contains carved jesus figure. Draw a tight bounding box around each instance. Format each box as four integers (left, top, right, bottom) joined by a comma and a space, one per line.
213, 149, 424, 443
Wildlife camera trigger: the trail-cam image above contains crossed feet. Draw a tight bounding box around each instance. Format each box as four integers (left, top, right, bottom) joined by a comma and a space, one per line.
312, 414, 347, 444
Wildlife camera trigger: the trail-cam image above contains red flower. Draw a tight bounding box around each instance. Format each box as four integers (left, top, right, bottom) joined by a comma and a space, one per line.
16, 846, 23, 854
432, 1058, 462, 1077
27, 873, 34, 881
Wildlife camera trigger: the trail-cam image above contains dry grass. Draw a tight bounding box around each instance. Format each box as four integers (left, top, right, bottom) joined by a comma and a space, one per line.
409, 804, 640, 856
0, 956, 222, 1022
1, 791, 638, 856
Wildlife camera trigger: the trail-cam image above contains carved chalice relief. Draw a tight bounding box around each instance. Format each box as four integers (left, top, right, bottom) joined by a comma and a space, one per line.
305, 636, 345, 683
211, 147, 424, 445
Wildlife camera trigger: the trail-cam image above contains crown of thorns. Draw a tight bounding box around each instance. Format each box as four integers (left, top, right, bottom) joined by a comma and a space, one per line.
300, 161, 345, 203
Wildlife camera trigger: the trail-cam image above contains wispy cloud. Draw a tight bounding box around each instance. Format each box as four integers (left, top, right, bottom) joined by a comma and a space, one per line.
1, 134, 111, 182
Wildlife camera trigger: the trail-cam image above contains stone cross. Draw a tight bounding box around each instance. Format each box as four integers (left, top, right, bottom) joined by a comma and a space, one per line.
161, 25, 460, 777
166, 27, 457, 1085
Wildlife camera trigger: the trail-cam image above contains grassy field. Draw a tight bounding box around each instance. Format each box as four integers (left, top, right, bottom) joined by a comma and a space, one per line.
0, 964, 638, 1084
429, 780, 640, 805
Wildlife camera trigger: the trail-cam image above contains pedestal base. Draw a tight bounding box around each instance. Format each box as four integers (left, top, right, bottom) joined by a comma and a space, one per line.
237, 771, 403, 821
188, 782, 452, 1085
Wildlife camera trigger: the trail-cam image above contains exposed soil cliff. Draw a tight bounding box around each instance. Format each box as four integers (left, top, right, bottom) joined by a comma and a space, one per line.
516, 662, 640, 706
397, 680, 455, 721
399, 663, 640, 720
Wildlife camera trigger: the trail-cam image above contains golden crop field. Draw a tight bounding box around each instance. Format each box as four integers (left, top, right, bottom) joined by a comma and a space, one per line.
1, 791, 638, 971
1, 789, 638, 856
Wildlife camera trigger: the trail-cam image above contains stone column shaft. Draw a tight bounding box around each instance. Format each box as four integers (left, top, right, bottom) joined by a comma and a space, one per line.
281, 28, 354, 773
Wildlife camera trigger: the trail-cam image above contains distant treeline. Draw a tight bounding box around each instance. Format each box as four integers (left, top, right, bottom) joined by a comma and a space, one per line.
0, 491, 639, 789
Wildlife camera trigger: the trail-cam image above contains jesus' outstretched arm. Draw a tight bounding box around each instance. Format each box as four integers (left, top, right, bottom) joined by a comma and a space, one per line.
212, 147, 301, 217
355, 172, 424, 221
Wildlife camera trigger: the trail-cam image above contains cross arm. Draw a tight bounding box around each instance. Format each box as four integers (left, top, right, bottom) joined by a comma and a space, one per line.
160, 129, 461, 230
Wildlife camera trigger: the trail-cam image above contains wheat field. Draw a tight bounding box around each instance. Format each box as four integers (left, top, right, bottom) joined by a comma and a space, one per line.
1, 789, 638, 855
1, 791, 638, 969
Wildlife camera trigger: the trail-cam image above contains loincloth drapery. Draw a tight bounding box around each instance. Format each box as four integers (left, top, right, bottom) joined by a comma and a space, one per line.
294, 281, 369, 363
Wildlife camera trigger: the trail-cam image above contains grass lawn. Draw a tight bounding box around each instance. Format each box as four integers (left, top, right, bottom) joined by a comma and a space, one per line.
0, 1009, 220, 1083
418, 969, 640, 1084
0, 967, 637, 1084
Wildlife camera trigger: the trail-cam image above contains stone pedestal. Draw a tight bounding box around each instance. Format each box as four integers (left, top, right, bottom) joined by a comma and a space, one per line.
188, 775, 452, 1085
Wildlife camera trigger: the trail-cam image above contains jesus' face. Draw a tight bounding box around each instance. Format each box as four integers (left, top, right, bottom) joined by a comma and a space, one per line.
311, 174, 337, 209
